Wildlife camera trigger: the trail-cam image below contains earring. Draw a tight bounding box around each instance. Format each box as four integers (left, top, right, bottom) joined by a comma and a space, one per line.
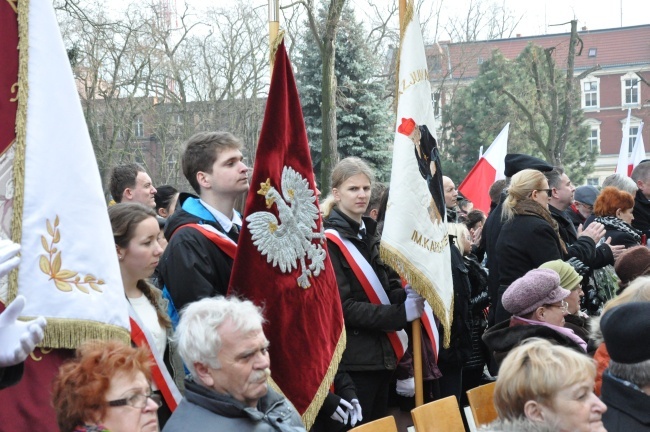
118, 255, 123, 261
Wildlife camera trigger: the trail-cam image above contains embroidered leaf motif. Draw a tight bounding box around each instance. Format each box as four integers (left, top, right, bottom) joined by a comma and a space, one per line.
39, 216, 105, 294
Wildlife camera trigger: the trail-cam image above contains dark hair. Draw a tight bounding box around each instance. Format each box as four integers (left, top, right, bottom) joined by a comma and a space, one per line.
154, 185, 179, 213
182, 131, 242, 194
464, 209, 486, 230
544, 167, 565, 190
365, 182, 387, 216
108, 203, 171, 328
488, 179, 507, 205
52, 340, 151, 432
109, 163, 145, 203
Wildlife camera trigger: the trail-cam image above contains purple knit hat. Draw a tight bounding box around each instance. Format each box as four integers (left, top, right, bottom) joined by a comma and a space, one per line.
502, 269, 571, 316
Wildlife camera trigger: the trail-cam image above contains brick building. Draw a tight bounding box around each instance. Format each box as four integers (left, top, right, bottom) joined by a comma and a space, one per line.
428, 24, 650, 185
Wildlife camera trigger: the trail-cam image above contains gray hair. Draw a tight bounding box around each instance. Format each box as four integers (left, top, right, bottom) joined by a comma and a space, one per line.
175, 296, 265, 378
602, 173, 638, 195
631, 161, 650, 183
544, 167, 565, 190
608, 359, 650, 388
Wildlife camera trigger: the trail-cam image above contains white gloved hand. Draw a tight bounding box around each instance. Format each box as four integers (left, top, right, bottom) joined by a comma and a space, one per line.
330, 397, 352, 424
0, 239, 20, 279
404, 284, 420, 299
405, 294, 425, 321
349, 398, 363, 427
0, 295, 47, 367
396, 377, 416, 397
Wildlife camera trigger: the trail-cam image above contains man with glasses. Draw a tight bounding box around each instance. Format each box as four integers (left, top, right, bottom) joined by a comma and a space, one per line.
164, 297, 306, 432
482, 268, 588, 370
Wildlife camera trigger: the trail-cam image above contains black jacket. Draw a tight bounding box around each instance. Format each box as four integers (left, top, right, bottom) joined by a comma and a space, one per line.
481, 197, 506, 326
325, 209, 407, 372
601, 371, 650, 431
633, 189, 650, 240
157, 193, 235, 313
602, 226, 640, 248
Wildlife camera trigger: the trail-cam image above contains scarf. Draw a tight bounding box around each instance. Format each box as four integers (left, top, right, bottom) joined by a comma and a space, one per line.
513, 199, 567, 254
594, 215, 642, 242
511, 316, 588, 352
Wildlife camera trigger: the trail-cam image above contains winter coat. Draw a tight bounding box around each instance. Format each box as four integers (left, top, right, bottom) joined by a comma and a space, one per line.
601, 371, 650, 431
633, 189, 650, 240
324, 208, 407, 372
157, 193, 235, 313
163, 379, 306, 432
480, 196, 505, 326
549, 205, 597, 266
482, 318, 586, 370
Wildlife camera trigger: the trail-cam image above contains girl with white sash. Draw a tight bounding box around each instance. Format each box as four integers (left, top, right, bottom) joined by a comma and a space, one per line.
323, 157, 425, 426
109, 203, 184, 428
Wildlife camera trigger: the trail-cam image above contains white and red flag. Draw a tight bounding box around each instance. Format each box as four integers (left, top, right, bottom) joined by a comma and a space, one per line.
629, 122, 646, 175
458, 123, 509, 214
616, 108, 632, 175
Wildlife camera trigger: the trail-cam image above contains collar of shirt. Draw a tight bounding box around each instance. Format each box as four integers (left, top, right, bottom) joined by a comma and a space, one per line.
358, 220, 366, 239
199, 199, 242, 232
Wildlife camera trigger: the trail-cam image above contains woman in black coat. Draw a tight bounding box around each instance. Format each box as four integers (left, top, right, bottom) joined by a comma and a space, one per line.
323, 157, 424, 425
593, 186, 642, 248
494, 169, 566, 323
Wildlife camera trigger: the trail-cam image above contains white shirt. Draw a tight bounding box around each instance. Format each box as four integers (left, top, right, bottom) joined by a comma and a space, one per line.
199, 199, 242, 232
128, 294, 167, 358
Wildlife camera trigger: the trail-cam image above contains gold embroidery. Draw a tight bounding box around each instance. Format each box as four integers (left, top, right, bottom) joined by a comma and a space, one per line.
39, 216, 105, 293
6, 0, 17, 13
9, 82, 18, 102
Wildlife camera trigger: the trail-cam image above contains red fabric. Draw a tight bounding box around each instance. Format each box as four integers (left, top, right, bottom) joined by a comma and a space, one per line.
173, 224, 236, 259
593, 343, 610, 396
228, 42, 344, 418
458, 157, 497, 214
0, 0, 18, 155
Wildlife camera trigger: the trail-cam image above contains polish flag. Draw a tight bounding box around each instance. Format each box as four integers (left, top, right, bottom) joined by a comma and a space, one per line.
616, 109, 632, 175
458, 123, 509, 213
628, 122, 646, 176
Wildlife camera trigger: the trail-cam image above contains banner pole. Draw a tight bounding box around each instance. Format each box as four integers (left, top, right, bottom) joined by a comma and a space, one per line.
268, 0, 279, 71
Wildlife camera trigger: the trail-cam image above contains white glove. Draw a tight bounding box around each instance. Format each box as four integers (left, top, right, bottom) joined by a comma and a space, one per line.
396, 377, 416, 397
405, 284, 420, 298
0, 295, 47, 367
405, 294, 425, 321
0, 239, 20, 279
349, 398, 363, 427
330, 397, 352, 424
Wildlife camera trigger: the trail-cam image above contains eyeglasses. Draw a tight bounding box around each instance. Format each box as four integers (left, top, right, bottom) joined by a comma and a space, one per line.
108, 392, 162, 409
536, 189, 553, 198
544, 300, 568, 312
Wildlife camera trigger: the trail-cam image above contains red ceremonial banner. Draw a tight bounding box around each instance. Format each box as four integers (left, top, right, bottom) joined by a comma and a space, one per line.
228, 40, 345, 429
0, 0, 18, 155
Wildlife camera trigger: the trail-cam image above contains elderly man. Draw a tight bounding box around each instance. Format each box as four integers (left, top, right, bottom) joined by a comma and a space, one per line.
600, 302, 650, 431
442, 176, 459, 222
163, 297, 305, 432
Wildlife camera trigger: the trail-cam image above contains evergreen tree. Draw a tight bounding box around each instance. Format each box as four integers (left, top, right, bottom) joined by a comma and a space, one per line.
441, 44, 596, 185
295, 3, 393, 182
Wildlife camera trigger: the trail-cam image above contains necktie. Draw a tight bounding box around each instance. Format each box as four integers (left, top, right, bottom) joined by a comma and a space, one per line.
359, 227, 366, 240
227, 224, 240, 242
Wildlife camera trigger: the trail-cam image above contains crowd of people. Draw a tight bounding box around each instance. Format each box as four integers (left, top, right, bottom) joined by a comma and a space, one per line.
2, 129, 650, 432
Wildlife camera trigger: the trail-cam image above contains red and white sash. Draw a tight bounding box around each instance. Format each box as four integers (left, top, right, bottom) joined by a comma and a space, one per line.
325, 229, 408, 359
421, 303, 440, 363
128, 304, 182, 411
174, 223, 237, 259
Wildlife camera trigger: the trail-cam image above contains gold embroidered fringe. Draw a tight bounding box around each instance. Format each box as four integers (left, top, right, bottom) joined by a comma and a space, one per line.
380, 242, 453, 348
300, 327, 346, 430
26, 318, 130, 348
9, 0, 30, 302
394, 0, 414, 111
270, 29, 285, 66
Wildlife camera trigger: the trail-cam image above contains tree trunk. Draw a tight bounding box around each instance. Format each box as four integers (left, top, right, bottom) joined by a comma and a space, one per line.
320, 39, 338, 189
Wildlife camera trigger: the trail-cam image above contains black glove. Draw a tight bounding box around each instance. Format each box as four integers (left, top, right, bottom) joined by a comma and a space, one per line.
566, 257, 590, 276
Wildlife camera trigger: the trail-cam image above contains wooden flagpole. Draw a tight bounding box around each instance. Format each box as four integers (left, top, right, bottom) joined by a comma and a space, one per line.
269, 0, 279, 71
399, 0, 424, 408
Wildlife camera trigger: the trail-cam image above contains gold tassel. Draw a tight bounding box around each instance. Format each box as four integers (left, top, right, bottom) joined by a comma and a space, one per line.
31, 318, 131, 348
380, 243, 453, 348
300, 328, 346, 430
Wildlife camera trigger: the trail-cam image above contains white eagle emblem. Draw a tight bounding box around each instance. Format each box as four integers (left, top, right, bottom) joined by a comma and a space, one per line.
246, 166, 326, 289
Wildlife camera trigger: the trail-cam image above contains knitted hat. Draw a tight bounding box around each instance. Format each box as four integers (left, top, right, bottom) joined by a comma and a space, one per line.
502, 269, 571, 316
504, 154, 553, 178
539, 260, 583, 291
601, 302, 650, 364
614, 245, 650, 290
574, 185, 599, 207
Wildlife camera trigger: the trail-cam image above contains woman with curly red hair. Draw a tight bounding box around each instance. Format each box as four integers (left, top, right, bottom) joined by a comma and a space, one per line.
593, 186, 641, 248
52, 340, 160, 432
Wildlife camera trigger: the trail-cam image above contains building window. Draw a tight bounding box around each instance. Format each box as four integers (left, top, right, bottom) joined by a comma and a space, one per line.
588, 48, 597, 57
588, 127, 599, 152
587, 178, 599, 187
581, 76, 600, 109
133, 115, 144, 138
621, 73, 640, 106
628, 126, 640, 152
584, 82, 598, 107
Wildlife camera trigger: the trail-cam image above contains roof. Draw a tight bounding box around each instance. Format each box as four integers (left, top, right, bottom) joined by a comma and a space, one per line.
430, 24, 650, 81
